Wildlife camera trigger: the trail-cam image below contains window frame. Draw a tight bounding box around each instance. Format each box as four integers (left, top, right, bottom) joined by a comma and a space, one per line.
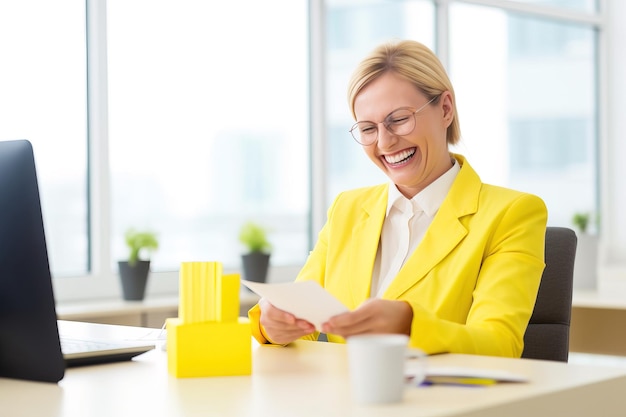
54, 0, 626, 302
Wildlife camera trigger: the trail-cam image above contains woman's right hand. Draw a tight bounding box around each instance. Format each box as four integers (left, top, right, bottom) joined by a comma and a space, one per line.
258, 297, 316, 344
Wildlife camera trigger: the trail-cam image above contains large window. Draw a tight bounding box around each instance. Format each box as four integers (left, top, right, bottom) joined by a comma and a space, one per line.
4, 0, 621, 301
448, 3, 598, 228
107, 0, 310, 271
0, 1, 88, 277
325, 0, 599, 232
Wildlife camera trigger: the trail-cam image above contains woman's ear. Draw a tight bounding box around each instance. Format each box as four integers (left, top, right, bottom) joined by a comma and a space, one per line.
440, 91, 454, 128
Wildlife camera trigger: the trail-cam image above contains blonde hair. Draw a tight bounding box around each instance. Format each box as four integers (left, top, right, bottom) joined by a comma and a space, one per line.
347, 40, 461, 145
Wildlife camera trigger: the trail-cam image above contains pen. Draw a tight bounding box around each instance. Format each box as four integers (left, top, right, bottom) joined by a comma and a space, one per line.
420, 377, 497, 387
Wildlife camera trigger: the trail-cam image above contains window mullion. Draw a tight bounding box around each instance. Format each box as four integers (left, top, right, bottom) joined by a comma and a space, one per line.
86, 0, 113, 281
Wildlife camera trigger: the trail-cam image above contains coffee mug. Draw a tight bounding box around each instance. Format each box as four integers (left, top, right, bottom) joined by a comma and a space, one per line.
347, 334, 421, 404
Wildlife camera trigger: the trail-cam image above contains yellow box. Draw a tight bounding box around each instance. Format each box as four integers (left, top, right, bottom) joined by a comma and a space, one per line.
166, 317, 252, 378
217, 273, 240, 322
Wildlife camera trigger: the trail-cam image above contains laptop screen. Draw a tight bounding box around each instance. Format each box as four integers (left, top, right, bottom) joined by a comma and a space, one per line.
0, 139, 65, 382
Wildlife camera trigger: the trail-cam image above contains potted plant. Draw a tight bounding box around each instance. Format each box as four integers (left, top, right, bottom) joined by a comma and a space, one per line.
239, 221, 272, 283
118, 228, 159, 300
572, 212, 591, 234
571, 211, 598, 290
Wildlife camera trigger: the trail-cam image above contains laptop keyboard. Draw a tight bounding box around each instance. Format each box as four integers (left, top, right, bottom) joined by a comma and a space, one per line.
59, 335, 155, 367
60, 337, 128, 354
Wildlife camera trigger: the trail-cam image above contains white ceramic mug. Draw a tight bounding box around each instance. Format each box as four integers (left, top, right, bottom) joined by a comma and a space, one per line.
347, 334, 411, 405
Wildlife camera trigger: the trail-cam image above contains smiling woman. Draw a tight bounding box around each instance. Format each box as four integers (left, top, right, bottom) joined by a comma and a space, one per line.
351, 70, 455, 199
249, 39, 548, 359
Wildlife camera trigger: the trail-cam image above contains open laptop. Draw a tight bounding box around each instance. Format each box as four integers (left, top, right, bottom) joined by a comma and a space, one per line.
0, 139, 155, 383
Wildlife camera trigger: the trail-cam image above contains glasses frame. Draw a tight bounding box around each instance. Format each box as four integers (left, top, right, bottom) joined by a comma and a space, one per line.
349, 95, 439, 145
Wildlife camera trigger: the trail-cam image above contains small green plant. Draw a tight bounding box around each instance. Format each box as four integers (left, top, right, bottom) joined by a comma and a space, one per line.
239, 222, 271, 253
125, 228, 159, 266
572, 212, 591, 234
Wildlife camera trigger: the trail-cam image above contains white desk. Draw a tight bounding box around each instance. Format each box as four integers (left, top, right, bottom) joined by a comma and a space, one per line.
1, 321, 626, 417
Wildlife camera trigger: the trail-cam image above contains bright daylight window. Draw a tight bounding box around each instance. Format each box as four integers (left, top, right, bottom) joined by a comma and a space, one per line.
448, 3, 598, 228
0, 0, 601, 298
0, 1, 88, 277
513, 0, 597, 13
326, 0, 598, 231
107, 0, 310, 272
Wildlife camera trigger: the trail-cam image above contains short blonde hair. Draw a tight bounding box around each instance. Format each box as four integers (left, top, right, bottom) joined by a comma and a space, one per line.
347, 40, 461, 145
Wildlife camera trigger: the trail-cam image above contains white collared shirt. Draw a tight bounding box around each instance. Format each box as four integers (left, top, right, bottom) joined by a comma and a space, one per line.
370, 158, 461, 297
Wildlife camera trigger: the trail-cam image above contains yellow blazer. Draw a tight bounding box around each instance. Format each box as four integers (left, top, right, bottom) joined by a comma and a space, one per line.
249, 155, 547, 357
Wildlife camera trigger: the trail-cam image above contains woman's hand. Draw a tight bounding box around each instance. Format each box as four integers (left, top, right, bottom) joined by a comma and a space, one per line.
258, 297, 316, 345
321, 299, 413, 338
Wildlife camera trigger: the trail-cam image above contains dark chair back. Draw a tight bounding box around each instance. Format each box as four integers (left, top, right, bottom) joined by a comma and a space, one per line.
522, 227, 577, 362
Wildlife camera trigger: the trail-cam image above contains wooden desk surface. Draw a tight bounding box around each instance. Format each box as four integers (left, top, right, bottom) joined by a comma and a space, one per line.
1, 321, 626, 417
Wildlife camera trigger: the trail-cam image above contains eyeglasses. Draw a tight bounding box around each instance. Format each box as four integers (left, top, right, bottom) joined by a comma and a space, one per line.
349, 96, 438, 145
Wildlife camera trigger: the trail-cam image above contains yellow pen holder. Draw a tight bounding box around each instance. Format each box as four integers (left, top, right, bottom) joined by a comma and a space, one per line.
166, 317, 252, 378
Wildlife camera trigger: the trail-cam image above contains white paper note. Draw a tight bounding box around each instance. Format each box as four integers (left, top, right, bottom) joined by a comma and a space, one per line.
242, 280, 350, 331
423, 366, 529, 382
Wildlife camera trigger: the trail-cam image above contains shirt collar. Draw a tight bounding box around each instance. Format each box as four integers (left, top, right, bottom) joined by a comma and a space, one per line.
386, 157, 461, 218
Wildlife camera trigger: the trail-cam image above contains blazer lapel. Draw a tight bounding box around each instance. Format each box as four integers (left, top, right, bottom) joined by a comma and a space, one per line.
383, 155, 481, 299
346, 185, 387, 307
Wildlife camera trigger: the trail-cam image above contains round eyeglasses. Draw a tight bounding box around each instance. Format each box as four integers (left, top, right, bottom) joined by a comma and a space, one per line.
349, 96, 438, 145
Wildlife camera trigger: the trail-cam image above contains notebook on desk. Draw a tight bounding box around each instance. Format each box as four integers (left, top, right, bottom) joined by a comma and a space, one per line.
0, 139, 155, 383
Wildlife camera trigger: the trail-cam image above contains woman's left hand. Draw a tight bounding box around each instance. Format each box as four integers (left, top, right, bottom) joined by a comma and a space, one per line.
321, 299, 413, 338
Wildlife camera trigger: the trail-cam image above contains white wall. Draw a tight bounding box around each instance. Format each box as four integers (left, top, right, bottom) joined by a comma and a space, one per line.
600, 0, 626, 287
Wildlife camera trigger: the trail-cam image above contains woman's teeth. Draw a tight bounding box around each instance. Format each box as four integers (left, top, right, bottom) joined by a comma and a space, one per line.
384, 148, 416, 165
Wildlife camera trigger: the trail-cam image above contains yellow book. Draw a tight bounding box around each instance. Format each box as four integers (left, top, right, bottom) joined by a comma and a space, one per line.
180, 261, 220, 323
198, 261, 217, 322
178, 262, 193, 323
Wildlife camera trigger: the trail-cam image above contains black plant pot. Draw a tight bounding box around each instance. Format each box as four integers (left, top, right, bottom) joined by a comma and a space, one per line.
118, 260, 150, 300
241, 252, 270, 283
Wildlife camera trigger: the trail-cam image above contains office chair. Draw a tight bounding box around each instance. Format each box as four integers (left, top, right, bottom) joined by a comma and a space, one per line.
521, 226, 577, 362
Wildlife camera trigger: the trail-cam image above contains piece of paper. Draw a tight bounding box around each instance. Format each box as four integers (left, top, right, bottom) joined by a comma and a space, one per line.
405, 362, 529, 387
241, 280, 350, 331
424, 366, 528, 382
